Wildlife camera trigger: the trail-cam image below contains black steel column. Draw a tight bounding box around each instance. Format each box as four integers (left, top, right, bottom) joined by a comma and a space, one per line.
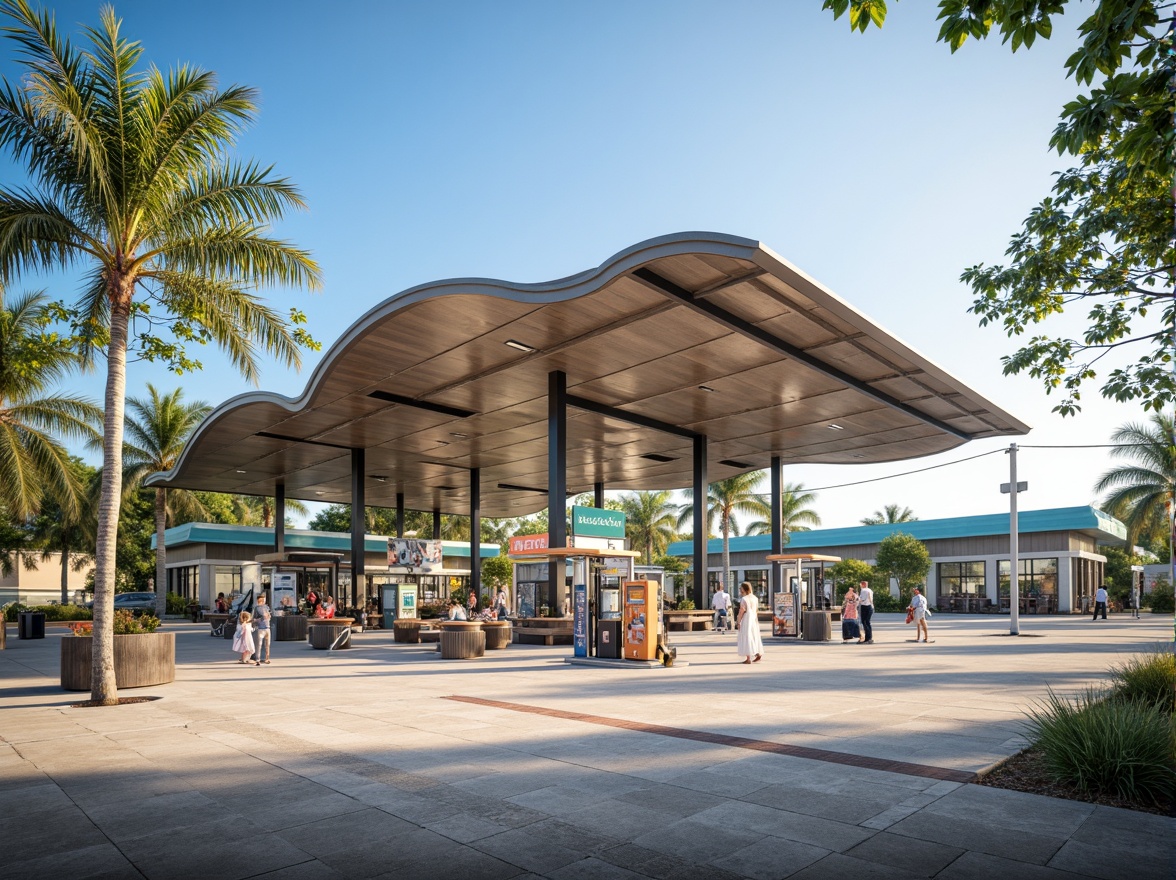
594, 481, 604, 509
770, 455, 782, 597
432, 508, 441, 540
274, 483, 286, 554
351, 448, 365, 611
396, 492, 405, 538
692, 434, 708, 607
470, 467, 481, 605
548, 371, 568, 612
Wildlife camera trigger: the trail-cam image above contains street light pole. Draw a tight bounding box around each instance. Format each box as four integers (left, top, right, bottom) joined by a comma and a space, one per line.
1002, 443, 1027, 636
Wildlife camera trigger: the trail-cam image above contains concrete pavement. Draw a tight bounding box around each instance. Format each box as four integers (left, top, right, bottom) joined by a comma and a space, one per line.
1, 612, 1172, 879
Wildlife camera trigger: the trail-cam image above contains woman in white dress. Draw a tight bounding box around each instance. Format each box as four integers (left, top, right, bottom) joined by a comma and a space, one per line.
736, 582, 763, 664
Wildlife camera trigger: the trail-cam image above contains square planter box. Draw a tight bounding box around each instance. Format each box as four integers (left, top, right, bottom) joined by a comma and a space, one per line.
61, 632, 176, 691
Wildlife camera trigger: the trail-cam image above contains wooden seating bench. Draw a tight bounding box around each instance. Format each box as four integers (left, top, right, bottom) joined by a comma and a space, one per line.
663, 610, 713, 631
512, 617, 573, 645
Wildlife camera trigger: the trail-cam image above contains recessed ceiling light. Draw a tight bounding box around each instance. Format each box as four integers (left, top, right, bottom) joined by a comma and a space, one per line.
449, 432, 468, 439
314, 491, 325, 496
504, 339, 535, 353
371, 475, 387, 483
235, 469, 247, 474
698, 385, 715, 392
828, 424, 845, 431
851, 454, 865, 459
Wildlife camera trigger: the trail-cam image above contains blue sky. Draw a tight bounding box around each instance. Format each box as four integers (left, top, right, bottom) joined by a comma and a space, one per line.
1, 1, 1144, 530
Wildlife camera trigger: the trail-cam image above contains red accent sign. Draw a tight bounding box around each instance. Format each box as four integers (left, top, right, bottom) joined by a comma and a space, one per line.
509, 533, 549, 555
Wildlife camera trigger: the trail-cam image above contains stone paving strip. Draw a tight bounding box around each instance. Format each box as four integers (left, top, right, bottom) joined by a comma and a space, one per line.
445, 695, 976, 783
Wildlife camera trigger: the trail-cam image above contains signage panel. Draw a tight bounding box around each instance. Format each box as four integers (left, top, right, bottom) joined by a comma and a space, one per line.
509, 533, 549, 555
573, 581, 587, 657
571, 505, 625, 539
388, 539, 442, 572
271, 572, 297, 613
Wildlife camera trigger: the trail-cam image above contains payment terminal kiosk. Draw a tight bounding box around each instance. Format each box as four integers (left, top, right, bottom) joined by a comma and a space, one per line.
623, 580, 660, 661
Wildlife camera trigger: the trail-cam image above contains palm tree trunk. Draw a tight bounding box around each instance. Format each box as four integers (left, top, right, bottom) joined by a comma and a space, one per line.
155, 488, 167, 617
92, 298, 131, 704
60, 544, 70, 606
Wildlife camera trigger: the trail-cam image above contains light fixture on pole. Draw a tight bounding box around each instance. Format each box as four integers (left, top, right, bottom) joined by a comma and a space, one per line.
1001, 443, 1028, 636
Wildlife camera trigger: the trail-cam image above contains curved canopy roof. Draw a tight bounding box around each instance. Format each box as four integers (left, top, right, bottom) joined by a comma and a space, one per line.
146, 232, 1030, 517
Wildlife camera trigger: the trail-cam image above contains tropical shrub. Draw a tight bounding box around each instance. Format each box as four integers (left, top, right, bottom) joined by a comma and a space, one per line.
165, 593, 190, 615
1109, 649, 1176, 714
675, 596, 696, 611
1145, 577, 1173, 614
1023, 687, 1176, 808
111, 609, 161, 634
4, 603, 91, 622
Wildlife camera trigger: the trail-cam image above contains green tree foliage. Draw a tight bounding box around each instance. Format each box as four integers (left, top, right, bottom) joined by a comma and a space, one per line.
0, 287, 101, 520
825, 1, 1174, 414
1100, 545, 1145, 605
874, 531, 932, 606
481, 554, 513, 593
622, 490, 678, 564
860, 504, 917, 525
0, 1, 322, 703
829, 558, 875, 602
1094, 413, 1173, 552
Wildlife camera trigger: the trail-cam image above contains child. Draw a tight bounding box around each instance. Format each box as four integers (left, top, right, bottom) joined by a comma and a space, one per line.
232, 610, 256, 664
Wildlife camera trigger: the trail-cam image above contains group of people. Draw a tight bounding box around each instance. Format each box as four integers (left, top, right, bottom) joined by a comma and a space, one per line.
306, 590, 336, 619
230, 592, 273, 666
446, 588, 512, 621
711, 578, 934, 657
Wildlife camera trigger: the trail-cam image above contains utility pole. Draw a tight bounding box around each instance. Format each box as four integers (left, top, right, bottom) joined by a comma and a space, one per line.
1001, 443, 1027, 636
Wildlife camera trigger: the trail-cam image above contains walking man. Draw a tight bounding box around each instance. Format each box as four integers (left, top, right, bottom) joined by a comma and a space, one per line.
712, 583, 732, 633
857, 580, 874, 644
1092, 583, 1108, 621
254, 592, 272, 665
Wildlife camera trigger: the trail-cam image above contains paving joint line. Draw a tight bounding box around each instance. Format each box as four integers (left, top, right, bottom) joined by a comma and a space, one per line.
445, 695, 977, 784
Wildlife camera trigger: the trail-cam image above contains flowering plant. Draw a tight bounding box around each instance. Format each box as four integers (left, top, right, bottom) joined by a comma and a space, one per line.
69, 621, 94, 636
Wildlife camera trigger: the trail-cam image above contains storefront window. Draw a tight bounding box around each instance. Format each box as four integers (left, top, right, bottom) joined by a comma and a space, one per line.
167, 565, 198, 601
744, 568, 768, 602
999, 558, 1058, 610
938, 561, 985, 596
214, 565, 241, 597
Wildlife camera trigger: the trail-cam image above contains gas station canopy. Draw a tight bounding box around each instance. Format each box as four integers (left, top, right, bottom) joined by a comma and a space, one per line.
146, 232, 1029, 516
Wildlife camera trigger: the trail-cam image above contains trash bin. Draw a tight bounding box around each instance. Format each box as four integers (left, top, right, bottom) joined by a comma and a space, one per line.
18, 611, 46, 640
597, 619, 622, 658
801, 611, 830, 642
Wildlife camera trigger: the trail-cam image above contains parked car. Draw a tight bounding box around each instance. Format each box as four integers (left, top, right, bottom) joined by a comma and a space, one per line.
85, 592, 159, 614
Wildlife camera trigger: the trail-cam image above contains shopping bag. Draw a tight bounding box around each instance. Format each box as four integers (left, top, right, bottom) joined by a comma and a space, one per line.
904, 608, 914, 625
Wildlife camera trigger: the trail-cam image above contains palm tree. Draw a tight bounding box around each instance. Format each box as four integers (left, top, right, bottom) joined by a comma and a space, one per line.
122, 385, 212, 615
861, 504, 918, 525
31, 458, 97, 604
1094, 413, 1173, 551
0, 3, 321, 703
747, 482, 822, 542
0, 287, 102, 521
622, 490, 678, 564
678, 473, 771, 597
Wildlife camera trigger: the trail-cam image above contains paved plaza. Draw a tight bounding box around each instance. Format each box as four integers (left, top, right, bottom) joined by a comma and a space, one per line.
1, 613, 1172, 879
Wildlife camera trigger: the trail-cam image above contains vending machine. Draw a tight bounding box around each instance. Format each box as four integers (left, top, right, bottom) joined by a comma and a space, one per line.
623, 580, 660, 661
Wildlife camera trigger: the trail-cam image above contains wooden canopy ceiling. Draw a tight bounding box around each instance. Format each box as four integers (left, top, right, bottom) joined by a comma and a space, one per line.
145, 233, 1030, 517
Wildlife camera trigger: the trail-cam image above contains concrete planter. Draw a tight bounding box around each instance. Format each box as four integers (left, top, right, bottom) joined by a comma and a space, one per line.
61, 632, 176, 691
482, 621, 512, 649
272, 615, 308, 641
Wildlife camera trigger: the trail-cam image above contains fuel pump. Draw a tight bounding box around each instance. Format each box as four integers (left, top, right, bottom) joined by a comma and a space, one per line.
595, 562, 623, 658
